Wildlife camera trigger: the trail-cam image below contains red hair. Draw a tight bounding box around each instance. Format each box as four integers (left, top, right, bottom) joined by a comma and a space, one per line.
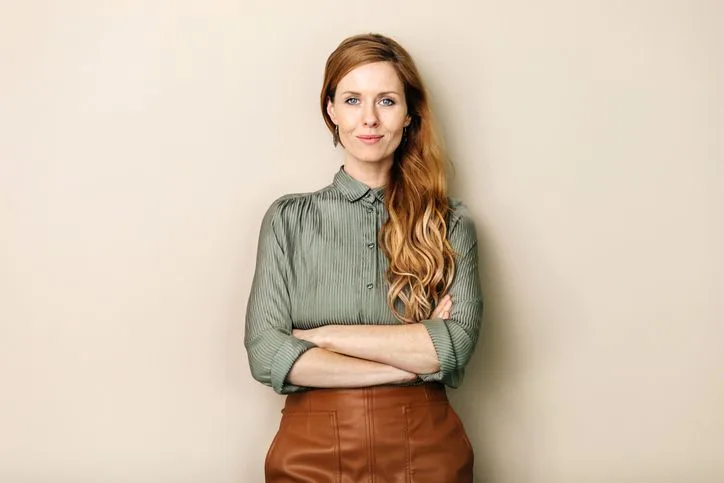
321, 33, 455, 323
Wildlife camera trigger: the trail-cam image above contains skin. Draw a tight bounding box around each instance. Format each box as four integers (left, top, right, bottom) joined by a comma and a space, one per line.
288, 295, 453, 387
286, 61, 453, 388
326, 61, 411, 188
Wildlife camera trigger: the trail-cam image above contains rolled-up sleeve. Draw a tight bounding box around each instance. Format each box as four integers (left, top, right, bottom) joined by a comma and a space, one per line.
244, 200, 316, 394
419, 205, 483, 387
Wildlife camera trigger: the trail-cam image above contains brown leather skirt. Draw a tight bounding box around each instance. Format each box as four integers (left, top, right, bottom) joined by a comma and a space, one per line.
264, 383, 473, 483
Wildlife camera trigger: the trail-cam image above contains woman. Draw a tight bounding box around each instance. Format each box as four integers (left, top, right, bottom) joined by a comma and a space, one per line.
244, 33, 483, 482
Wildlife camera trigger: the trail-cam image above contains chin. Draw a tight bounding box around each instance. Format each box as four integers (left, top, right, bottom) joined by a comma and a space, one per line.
353, 156, 390, 165
349, 149, 395, 165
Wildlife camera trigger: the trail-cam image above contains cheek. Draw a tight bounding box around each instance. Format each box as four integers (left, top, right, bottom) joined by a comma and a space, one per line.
335, 108, 358, 130
338, 119, 356, 133
383, 112, 408, 131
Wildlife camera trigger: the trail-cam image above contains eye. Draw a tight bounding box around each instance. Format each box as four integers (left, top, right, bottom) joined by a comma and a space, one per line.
344, 97, 360, 105
379, 98, 396, 107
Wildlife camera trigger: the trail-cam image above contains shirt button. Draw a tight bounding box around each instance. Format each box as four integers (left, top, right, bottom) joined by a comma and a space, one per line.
366, 207, 373, 213
366, 283, 374, 289
367, 242, 375, 249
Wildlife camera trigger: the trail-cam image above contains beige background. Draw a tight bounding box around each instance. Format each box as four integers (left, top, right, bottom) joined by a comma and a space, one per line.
1, 1, 722, 482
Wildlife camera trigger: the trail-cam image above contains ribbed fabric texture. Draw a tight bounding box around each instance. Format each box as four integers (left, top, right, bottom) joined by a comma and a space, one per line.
244, 166, 483, 394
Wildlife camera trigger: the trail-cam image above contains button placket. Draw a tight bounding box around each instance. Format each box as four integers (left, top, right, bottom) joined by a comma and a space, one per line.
364, 199, 377, 291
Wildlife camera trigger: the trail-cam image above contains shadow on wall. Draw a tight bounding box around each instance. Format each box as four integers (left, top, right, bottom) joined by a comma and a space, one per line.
447, 209, 522, 483
447, 195, 588, 482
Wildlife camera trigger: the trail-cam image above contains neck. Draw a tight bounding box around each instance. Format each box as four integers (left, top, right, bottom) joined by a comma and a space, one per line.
342, 156, 393, 189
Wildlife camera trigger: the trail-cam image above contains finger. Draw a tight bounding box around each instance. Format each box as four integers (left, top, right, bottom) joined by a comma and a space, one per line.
432, 295, 452, 317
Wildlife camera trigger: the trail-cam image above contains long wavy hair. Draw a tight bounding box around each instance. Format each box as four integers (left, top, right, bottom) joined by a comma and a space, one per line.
320, 33, 456, 324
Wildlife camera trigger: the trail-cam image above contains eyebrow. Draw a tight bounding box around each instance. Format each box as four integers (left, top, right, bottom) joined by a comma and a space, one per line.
339, 90, 402, 97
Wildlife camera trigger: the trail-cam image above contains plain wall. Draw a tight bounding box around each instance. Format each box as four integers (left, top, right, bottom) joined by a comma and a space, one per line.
1, 1, 722, 482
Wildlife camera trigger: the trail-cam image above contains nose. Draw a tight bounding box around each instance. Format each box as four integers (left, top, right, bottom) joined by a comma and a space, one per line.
362, 103, 380, 127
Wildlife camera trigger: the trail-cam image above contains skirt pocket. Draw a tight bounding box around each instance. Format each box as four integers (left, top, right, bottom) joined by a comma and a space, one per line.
265, 410, 341, 483
404, 401, 474, 483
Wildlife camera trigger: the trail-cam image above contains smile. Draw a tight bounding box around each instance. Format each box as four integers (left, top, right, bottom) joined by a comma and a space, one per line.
356, 135, 383, 145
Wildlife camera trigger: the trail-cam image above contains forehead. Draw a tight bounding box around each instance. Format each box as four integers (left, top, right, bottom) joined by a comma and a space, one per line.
337, 61, 404, 93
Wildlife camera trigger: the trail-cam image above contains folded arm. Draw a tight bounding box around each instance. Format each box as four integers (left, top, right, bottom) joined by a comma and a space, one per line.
293, 295, 452, 374
294, 205, 484, 386
244, 200, 416, 394
287, 348, 417, 388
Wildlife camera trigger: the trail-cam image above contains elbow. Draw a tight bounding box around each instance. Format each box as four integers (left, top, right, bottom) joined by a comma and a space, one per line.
423, 320, 478, 372
248, 357, 273, 387
245, 340, 273, 387
418, 355, 441, 374
434, 333, 478, 375
454, 349, 475, 372
450, 331, 478, 372
245, 328, 314, 394
249, 362, 272, 387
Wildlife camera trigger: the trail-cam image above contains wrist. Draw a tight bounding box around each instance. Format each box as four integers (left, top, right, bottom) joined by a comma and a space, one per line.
292, 327, 327, 347
403, 370, 419, 383
388, 365, 418, 383
311, 325, 330, 349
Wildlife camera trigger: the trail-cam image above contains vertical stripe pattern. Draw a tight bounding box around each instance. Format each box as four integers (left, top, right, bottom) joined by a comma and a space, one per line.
244, 166, 483, 394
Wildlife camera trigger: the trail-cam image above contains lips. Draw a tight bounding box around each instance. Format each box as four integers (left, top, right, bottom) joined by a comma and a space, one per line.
357, 135, 383, 145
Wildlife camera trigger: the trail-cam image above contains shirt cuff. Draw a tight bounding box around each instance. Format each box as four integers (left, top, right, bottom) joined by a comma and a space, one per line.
420, 317, 458, 377
270, 337, 318, 394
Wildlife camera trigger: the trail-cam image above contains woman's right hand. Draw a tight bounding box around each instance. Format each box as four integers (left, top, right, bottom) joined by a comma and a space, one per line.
431, 294, 452, 319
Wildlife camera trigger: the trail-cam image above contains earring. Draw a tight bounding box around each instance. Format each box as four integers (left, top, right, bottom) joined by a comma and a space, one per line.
333, 125, 339, 147
401, 126, 408, 146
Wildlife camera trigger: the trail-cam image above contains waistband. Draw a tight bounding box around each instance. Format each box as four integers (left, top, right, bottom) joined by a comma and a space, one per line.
283, 383, 448, 414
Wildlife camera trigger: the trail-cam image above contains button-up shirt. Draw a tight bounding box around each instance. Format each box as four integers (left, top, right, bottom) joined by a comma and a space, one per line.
244, 166, 483, 394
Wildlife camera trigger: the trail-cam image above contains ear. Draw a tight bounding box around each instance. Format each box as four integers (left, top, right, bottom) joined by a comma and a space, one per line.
404, 114, 412, 127
326, 98, 337, 124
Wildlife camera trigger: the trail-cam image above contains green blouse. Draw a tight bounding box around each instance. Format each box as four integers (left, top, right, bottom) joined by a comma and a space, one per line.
244, 166, 483, 394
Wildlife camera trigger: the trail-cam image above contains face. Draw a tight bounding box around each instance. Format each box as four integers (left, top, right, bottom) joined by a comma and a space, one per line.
327, 61, 411, 167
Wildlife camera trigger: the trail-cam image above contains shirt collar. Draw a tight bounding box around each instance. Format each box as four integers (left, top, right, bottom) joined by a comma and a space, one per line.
332, 165, 385, 203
